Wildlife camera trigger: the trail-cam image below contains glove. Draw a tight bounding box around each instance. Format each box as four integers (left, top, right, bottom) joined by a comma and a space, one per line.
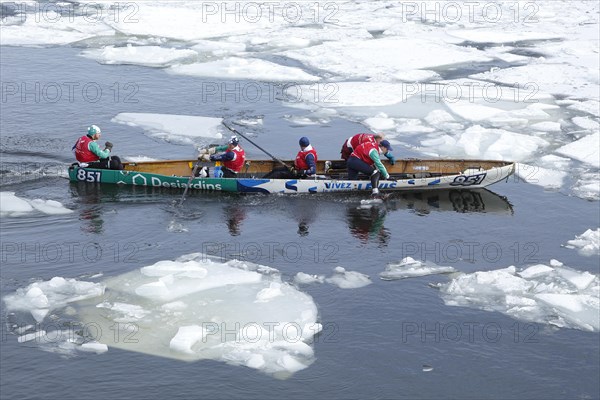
209, 154, 218, 161
386, 153, 396, 165
289, 167, 297, 175
198, 147, 217, 155
104, 141, 113, 151
198, 154, 211, 162
384, 173, 390, 180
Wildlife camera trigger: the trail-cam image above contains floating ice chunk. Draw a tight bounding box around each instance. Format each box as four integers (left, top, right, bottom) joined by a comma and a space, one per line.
3, 278, 105, 322
6, 254, 321, 378
565, 229, 600, 257
255, 283, 284, 303
380, 257, 456, 280
112, 113, 223, 144
470, 63, 599, 100
287, 82, 419, 107
572, 117, 600, 132
326, 267, 372, 289
572, 172, 600, 201
81, 45, 197, 68
169, 57, 320, 82
444, 100, 505, 121
18, 330, 47, 343
424, 110, 455, 127
80, 342, 109, 354
170, 325, 206, 354
294, 272, 325, 285
0, 13, 113, 47
535, 294, 599, 331
421, 125, 548, 161
283, 36, 491, 81
191, 40, 246, 56
439, 263, 600, 331
363, 114, 396, 131
530, 122, 562, 132
0, 192, 73, 217
108, 4, 276, 41
515, 163, 567, 189
555, 132, 600, 168
448, 29, 562, 44
567, 100, 600, 118
518, 264, 554, 279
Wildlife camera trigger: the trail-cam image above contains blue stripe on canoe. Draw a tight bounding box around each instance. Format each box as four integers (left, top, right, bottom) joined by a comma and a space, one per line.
237, 179, 271, 193
308, 186, 317, 193
408, 180, 415, 185
428, 179, 441, 186
285, 180, 298, 191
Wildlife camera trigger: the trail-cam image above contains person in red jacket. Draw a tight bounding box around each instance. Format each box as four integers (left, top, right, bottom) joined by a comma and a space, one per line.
341, 133, 396, 165
73, 125, 123, 170
348, 140, 393, 197
264, 137, 318, 179
199, 136, 246, 178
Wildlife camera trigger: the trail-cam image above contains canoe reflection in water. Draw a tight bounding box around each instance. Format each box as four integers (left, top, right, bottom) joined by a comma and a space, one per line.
346, 189, 513, 244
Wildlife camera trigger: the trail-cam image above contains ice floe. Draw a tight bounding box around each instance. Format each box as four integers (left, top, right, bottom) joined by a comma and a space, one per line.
112, 113, 223, 145
564, 229, 600, 256
555, 132, 600, 168
0, 192, 74, 217
437, 263, 599, 332
81, 45, 197, 68
3, 254, 321, 378
168, 57, 320, 82
380, 257, 456, 280
283, 36, 491, 81
325, 267, 372, 289
420, 125, 549, 161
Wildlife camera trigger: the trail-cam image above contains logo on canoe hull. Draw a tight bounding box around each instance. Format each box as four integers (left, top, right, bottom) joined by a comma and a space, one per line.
149, 177, 222, 190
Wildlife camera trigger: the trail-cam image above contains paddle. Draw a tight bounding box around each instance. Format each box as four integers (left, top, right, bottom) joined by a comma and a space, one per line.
179, 160, 202, 206
222, 122, 290, 170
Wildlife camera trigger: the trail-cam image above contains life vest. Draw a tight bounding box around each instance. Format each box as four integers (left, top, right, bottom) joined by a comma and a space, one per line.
348, 133, 375, 150
223, 146, 245, 172
74, 135, 99, 163
295, 146, 317, 170
350, 142, 380, 165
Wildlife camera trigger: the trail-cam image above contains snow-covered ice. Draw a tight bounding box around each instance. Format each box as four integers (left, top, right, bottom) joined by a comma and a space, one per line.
555, 132, 600, 168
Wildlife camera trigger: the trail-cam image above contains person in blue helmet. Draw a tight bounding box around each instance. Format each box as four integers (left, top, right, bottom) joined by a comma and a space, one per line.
263, 137, 318, 179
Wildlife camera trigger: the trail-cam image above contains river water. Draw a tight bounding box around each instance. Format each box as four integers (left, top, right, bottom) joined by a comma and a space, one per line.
1, 46, 599, 400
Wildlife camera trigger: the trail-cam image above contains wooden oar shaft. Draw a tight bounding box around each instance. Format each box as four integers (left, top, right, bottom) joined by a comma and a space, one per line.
179, 161, 201, 206
222, 123, 289, 170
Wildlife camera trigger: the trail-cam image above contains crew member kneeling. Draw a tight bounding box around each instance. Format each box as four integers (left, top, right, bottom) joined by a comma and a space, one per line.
73, 125, 123, 170
347, 139, 393, 197
198, 136, 246, 178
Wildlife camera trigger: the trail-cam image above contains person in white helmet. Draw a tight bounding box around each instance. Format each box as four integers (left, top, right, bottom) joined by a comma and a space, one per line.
73, 125, 123, 170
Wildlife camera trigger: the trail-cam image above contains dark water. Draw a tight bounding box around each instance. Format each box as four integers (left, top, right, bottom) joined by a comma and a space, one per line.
1, 46, 599, 400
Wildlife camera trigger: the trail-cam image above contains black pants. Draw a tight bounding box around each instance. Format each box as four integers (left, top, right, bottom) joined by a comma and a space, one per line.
263, 167, 296, 179
222, 167, 238, 178
88, 156, 124, 170
347, 157, 380, 189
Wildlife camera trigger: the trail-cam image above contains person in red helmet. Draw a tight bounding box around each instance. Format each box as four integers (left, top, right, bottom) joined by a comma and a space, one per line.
348, 139, 394, 197
73, 125, 123, 170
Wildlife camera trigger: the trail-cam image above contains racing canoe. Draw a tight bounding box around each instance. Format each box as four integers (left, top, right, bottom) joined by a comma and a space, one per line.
68, 159, 515, 194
